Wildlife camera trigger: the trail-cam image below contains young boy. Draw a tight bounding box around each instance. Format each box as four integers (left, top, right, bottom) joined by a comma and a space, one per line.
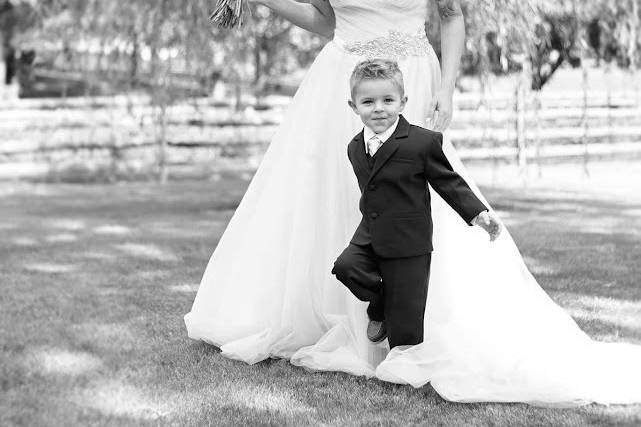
331, 59, 501, 348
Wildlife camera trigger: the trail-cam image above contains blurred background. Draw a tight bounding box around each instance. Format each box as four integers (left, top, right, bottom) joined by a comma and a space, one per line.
1, 0, 640, 183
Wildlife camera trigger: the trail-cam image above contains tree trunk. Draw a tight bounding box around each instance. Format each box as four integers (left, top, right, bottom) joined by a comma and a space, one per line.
253, 37, 264, 106
152, 0, 170, 184
3, 45, 16, 85
628, 0, 639, 71
130, 30, 139, 87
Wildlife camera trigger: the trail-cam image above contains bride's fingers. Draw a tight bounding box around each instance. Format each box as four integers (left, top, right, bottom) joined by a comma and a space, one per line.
441, 113, 453, 131
434, 113, 444, 132
427, 97, 436, 116
426, 98, 437, 128
435, 110, 451, 132
434, 110, 445, 132
430, 110, 440, 131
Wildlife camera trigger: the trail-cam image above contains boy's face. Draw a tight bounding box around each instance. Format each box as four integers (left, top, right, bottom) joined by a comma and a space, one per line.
348, 78, 408, 134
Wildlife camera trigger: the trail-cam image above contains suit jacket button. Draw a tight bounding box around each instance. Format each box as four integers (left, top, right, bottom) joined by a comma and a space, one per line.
370, 212, 378, 219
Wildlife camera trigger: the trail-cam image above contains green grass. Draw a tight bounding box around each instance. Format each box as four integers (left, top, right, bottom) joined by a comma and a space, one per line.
1, 170, 641, 426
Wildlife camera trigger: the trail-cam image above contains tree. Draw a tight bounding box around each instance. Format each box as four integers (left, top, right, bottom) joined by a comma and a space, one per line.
585, 0, 641, 70
1, 0, 38, 85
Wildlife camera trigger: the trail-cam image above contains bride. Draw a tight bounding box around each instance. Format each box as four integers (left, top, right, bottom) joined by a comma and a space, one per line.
185, 0, 641, 405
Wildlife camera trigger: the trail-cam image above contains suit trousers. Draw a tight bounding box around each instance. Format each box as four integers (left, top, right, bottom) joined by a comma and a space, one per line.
331, 243, 431, 348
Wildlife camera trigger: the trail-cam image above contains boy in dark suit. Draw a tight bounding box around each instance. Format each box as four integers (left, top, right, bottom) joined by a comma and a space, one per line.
332, 59, 502, 348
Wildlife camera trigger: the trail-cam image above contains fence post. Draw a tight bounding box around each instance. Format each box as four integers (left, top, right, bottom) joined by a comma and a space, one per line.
581, 55, 590, 177
515, 63, 529, 179
533, 89, 542, 178
158, 102, 168, 184
605, 62, 612, 145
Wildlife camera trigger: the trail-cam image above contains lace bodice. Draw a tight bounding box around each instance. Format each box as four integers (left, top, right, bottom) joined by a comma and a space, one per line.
329, 0, 428, 43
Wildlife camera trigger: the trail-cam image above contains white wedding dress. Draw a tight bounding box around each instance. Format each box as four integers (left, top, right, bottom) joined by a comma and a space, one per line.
185, 0, 641, 406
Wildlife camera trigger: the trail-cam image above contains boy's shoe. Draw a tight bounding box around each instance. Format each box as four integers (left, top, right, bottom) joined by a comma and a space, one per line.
367, 319, 387, 343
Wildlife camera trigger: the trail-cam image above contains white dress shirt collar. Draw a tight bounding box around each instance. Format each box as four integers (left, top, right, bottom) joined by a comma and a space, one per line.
363, 116, 400, 150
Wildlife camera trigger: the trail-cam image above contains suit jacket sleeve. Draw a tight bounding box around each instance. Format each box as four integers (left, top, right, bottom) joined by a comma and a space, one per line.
423, 132, 487, 225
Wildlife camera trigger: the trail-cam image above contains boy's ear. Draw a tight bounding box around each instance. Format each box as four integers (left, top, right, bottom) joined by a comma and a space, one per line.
347, 99, 357, 113
399, 95, 408, 110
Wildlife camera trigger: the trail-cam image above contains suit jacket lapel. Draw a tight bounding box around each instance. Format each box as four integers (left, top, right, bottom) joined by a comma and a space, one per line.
366, 115, 410, 184
350, 130, 369, 173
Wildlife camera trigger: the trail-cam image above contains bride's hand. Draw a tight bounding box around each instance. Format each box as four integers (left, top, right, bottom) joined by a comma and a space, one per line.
426, 89, 453, 132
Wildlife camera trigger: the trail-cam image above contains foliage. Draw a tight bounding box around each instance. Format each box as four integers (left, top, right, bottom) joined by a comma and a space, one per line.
584, 0, 641, 68
7, 0, 318, 97
0, 0, 37, 41
459, 0, 640, 89
4, 0, 639, 93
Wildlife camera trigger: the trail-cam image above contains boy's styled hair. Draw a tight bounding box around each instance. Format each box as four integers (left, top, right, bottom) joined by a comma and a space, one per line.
349, 59, 405, 100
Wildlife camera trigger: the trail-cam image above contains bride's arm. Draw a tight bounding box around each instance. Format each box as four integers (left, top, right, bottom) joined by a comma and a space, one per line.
252, 0, 335, 38
427, 0, 465, 131
435, 0, 465, 94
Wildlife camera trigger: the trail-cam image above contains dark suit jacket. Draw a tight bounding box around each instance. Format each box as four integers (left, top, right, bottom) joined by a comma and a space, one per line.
347, 114, 487, 258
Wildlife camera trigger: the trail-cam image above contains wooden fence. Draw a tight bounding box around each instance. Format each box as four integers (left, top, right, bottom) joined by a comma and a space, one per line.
1, 90, 640, 180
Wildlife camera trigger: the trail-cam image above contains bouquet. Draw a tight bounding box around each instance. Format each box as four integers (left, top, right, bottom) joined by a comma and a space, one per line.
209, 0, 249, 29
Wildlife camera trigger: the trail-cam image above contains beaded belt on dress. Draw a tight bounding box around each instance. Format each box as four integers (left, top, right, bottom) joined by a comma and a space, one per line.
331, 28, 432, 59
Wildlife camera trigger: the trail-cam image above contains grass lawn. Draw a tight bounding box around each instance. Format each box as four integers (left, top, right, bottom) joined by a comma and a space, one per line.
1, 164, 641, 426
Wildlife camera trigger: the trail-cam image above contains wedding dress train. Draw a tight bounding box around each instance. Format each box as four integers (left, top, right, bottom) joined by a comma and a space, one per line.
185, 0, 641, 405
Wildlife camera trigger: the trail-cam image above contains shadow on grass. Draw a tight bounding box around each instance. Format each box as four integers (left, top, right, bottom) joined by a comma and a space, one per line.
2, 178, 641, 425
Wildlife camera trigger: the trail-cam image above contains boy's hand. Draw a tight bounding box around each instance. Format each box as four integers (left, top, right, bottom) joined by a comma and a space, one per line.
472, 210, 502, 242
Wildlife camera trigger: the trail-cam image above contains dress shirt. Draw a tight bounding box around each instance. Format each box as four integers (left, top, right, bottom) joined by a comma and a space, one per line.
363, 116, 400, 156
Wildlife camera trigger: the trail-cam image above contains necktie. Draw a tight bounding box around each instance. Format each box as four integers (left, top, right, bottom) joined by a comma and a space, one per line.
367, 135, 382, 156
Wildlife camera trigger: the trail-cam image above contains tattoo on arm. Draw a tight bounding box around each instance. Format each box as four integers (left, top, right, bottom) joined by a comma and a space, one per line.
310, 0, 331, 18
435, 0, 462, 19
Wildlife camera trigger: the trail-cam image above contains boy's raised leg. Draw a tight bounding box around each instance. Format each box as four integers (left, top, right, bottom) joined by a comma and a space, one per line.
331, 243, 384, 321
